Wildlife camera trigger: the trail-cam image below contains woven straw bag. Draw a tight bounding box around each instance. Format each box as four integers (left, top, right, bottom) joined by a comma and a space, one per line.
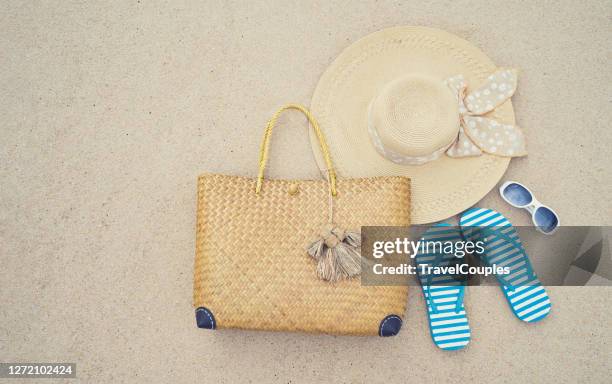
193, 104, 411, 336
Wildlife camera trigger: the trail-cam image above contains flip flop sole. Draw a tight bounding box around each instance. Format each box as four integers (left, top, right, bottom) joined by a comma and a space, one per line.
460, 208, 551, 323
416, 224, 470, 350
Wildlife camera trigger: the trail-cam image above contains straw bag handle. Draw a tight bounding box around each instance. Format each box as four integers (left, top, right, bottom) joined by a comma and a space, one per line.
255, 104, 338, 196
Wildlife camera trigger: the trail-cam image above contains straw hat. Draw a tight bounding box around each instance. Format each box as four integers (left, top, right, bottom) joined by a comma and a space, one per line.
310, 26, 526, 224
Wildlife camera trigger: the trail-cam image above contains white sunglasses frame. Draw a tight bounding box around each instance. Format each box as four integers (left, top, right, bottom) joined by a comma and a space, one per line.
499, 181, 560, 235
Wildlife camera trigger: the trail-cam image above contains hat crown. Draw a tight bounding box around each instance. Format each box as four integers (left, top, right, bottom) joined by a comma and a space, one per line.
369, 74, 459, 158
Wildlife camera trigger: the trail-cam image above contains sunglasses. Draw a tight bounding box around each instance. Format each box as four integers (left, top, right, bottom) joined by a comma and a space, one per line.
499, 181, 560, 234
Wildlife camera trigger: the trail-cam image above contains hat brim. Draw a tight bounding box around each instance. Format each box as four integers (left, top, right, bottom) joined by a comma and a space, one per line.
310, 26, 512, 224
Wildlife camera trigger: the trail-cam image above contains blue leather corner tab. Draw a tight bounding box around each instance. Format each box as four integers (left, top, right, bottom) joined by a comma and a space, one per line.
195, 307, 216, 330
379, 314, 402, 337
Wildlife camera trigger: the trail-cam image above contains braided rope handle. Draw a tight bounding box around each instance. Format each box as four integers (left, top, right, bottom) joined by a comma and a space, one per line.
255, 104, 338, 196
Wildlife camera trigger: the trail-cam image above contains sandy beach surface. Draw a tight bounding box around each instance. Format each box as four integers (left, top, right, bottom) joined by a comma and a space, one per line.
1, 1, 610, 383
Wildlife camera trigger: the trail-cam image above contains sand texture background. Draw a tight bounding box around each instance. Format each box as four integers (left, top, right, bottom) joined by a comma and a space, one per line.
1, 1, 611, 383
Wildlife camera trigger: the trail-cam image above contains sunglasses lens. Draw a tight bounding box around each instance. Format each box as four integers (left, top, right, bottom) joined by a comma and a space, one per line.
534, 206, 558, 233
502, 183, 532, 206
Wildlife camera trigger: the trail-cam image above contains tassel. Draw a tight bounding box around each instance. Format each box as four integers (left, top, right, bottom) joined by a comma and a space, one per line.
306, 225, 362, 282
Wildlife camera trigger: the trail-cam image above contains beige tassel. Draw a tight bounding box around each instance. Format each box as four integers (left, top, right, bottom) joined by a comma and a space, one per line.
306, 225, 362, 282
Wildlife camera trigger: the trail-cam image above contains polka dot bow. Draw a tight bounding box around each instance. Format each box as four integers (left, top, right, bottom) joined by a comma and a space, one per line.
445, 68, 527, 158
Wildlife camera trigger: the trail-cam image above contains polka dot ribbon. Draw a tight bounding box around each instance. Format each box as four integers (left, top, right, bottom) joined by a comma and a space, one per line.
445, 68, 527, 158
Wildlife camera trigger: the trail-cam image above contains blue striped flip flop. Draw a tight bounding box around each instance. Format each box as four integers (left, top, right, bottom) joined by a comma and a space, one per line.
415, 224, 470, 351
460, 208, 552, 323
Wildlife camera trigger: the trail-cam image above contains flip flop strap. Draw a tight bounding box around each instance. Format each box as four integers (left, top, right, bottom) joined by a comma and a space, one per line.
480, 227, 535, 291
425, 249, 465, 314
